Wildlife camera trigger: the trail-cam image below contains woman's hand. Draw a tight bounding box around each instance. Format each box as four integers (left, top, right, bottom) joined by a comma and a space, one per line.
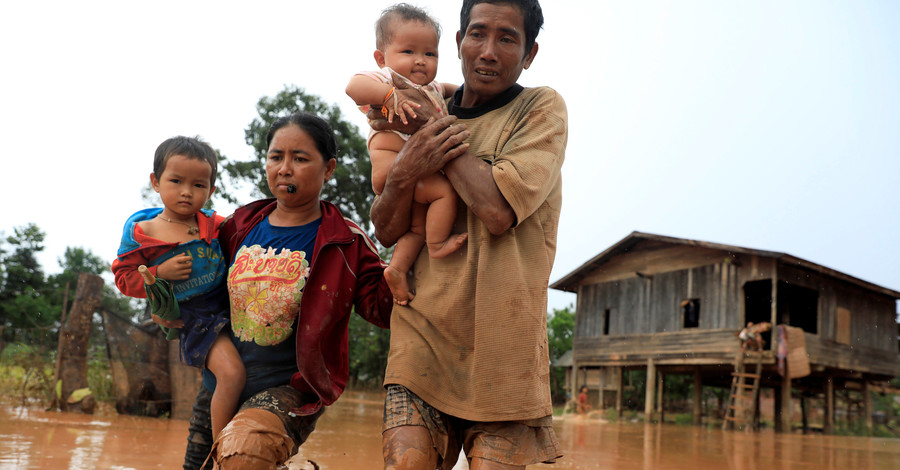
156, 253, 192, 281
151, 313, 184, 329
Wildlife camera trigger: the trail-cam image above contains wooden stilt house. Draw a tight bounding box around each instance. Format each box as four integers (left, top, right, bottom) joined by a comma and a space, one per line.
551, 231, 900, 432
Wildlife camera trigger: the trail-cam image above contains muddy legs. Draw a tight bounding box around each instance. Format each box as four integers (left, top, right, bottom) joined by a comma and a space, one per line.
383, 426, 439, 470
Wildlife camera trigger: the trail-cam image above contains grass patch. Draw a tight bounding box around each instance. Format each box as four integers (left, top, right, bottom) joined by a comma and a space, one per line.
603, 407, 619, 422
0, 342, 115, 408
0, 342, 55, 407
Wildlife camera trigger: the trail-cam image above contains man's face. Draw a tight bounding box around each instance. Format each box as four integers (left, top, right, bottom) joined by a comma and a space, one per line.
456, 2, 538, 108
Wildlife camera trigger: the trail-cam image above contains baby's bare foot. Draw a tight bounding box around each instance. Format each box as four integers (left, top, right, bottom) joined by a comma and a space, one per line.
384, 266, 413, 305
427, 233, 468, 259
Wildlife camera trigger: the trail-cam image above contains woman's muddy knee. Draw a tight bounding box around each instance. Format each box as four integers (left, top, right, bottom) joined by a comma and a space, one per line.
212, 408, 294, 469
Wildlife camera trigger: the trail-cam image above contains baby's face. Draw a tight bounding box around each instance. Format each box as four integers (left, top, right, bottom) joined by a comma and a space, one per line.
381, 20, 439, 86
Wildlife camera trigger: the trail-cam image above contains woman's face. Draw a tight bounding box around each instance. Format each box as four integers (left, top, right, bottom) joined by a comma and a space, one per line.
265, 124, 336, 209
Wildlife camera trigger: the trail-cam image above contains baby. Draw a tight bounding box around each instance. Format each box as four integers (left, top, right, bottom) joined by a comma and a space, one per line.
346, 3, 467, 305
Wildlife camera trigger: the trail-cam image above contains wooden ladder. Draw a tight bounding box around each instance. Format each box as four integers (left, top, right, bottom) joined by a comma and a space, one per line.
723, 350, 763, 431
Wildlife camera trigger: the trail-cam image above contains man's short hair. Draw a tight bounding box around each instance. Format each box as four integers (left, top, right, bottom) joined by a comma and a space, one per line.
460, 0, 544, 54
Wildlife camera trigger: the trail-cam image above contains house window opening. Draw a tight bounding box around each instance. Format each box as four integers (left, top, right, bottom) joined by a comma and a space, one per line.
778, 281, 818, 334
603, 309, 611, 335
681, 299, 700, 328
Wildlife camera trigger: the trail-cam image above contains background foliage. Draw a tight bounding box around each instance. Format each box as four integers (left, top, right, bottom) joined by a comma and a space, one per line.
548, 306, 574, 403
218, 85, 374, 231
0, 224, 141, 351
0, 86, 574, 408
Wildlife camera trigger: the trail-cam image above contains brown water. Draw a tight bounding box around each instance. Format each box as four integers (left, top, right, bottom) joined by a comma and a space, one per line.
2, 392, 899, 469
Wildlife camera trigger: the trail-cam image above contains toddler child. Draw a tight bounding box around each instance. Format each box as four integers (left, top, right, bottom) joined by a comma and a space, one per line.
346, 3, 467, 305
112, 136, 244, 439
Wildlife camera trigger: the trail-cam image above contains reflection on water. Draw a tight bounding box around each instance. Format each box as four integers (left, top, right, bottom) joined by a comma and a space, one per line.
0, 405, 189, 469
2, 392, 900, 469
547, 417, 900, 470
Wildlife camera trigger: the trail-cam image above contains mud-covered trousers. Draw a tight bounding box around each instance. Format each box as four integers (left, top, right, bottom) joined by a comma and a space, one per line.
183, 385, 324, 469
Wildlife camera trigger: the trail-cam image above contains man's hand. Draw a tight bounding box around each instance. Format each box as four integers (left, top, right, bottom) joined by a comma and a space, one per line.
371, 115, 469, 246
368, 87, 441, 135
383, 88, 422, 125
393, 115, 469, 180
156, 253, 192, 281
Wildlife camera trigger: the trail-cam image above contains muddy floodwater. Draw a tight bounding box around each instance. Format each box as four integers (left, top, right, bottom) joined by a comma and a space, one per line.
2, 391, 900, 469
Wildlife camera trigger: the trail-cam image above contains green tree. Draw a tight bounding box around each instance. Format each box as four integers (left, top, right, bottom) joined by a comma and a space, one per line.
219, 85, 375, 230
49, 247, 107, 288
48, 247, 141, 321
547, 305, 575, 403
1, 224, 46, 297
0, 224, 142, 350
0, 224, 55, 341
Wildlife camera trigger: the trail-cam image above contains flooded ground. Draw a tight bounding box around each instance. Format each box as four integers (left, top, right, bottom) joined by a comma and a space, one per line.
2, 391, 900, 469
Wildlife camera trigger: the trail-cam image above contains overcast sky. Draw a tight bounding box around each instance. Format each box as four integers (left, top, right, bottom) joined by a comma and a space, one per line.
1, 0, 898, 313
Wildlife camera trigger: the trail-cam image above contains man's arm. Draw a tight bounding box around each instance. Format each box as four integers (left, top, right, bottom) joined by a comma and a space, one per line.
369, 111, 515, 237
442, 152, 516, 235
460, 90, 568, 235
371, 115, 470, 246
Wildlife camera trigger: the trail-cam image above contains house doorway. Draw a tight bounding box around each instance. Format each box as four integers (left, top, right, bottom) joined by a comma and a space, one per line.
743, 280, 773, 350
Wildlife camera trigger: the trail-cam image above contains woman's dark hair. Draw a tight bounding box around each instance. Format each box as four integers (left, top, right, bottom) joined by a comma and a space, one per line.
266, 112, 337, 162
460, 0, 544, 54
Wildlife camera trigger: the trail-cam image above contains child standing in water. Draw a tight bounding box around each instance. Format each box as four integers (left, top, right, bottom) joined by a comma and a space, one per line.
577, 385, 592, 415
346, 3, 467, 305
112, 136, 244, 439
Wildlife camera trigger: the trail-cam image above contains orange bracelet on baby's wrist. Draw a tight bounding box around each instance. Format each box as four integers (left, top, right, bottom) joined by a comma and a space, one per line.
381, 87, 396, 119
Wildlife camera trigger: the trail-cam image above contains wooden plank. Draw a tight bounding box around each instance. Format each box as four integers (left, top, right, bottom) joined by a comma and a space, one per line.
645, 359, 656, 419
835, 307, 851, 345
693, 367, 702, 425
616, 366, 624, 419
784, 325, 811, 379
578, 246, 730, 286
575, 329, 740, 355
778, 360, 791, 433
824, 376, 834, 435
805, 334, 900, 377
864, 381, 873, 435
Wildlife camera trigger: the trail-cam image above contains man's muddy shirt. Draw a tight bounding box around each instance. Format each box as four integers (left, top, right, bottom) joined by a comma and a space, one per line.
384, 86, 568, 421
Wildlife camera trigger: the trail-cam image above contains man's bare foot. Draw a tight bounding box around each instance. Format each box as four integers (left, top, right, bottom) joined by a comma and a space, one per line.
384, 265, 413, 305
427, 233, 468, 259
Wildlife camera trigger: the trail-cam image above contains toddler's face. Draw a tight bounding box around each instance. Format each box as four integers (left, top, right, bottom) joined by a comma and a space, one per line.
152, 154, 214, 218
380, 20, 439, 86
